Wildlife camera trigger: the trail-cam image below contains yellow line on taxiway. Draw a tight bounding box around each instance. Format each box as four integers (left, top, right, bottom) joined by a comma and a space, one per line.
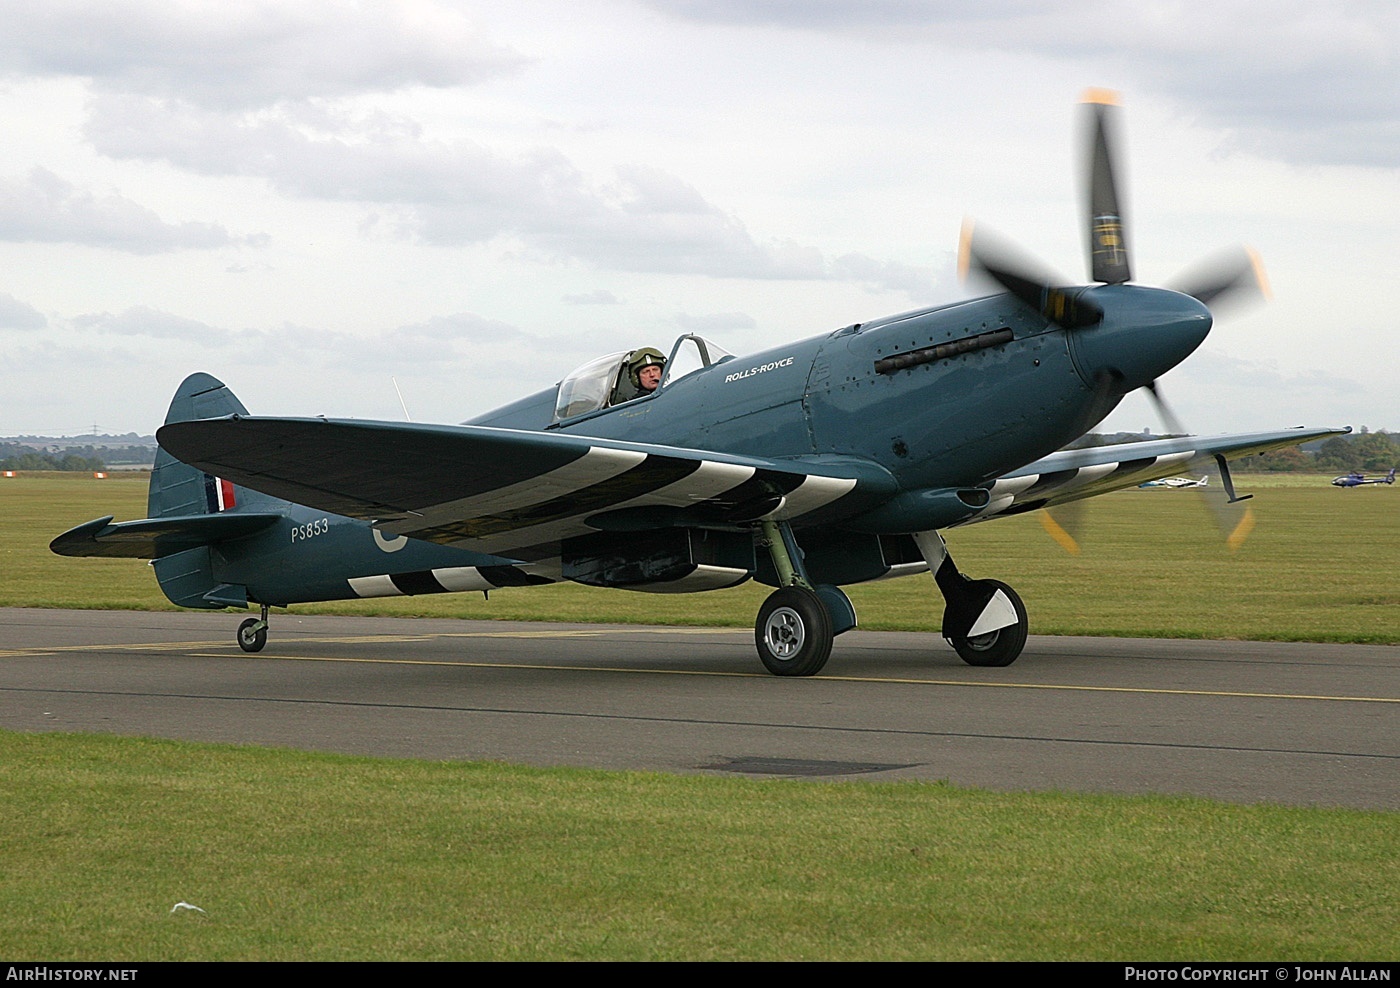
9, 630, 1394, 704
0, 626, 748, 659
177, 650, 1396, 704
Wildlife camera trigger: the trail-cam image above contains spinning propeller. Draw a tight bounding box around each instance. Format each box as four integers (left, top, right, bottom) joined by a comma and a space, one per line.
959, 90, 1271, 551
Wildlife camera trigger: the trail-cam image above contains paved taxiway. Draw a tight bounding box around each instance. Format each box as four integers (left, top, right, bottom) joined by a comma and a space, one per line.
2, 607, 1395, 809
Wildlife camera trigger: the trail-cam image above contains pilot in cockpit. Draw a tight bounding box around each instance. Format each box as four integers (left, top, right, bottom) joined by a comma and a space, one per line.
614, 347, 666, 403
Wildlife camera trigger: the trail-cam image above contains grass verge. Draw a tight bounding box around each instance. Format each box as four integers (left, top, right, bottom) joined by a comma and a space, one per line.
2, 730, 1395, 961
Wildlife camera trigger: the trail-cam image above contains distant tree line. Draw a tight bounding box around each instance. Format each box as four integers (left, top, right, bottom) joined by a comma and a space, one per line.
1305, 430, 1399, 473
0, 442, 104, 472
78, 444, 152, 465
1067, 431, 1173, 449
1222, 430, 1396, 472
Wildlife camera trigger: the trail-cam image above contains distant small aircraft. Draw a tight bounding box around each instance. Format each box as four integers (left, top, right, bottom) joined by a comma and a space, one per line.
1139, 475, 1209, 489
1331, 468, 1396, 488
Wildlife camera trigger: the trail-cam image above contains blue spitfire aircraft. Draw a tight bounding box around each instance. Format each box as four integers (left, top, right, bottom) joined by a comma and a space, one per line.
1331, 468, 1396, 488
52, 92, 1349, 677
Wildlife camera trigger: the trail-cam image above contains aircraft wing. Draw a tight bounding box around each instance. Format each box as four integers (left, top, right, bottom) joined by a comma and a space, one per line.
157, 417, 893, 561
961, 425, 1350, 522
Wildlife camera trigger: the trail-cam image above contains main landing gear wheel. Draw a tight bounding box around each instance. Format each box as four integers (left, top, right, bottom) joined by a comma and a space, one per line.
949, 580, 1027, 667
755, 586, 833, 677
237, 617, 267, 653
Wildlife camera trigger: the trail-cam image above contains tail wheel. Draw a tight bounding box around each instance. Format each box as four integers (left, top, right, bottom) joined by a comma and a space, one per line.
237, 618, 268, 653
948, 580, 1027, 667
755, 586, 833, 677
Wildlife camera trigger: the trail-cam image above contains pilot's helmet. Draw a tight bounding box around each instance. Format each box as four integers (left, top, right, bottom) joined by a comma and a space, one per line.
626, 347, 666, 387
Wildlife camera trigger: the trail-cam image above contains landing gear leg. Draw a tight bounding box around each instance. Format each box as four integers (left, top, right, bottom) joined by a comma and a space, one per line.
237, 604, 269, 653
753, 519, 835, 677
913, 531, 1028, 667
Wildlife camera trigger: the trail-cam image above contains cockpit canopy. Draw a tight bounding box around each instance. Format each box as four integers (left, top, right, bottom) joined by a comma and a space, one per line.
553, 334, 734, 422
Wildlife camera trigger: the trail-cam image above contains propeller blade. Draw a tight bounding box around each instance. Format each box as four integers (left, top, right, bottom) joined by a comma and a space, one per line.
1040, 510, 1082, 555
1082, 89, 1133, 285
1144, 381, 1255, 551
959, 218, 1103, 328
1040, 368, 1124, 554
1142, 379, 1187, 439
1167, 245, 1272, 313
964, 90, 1263, 554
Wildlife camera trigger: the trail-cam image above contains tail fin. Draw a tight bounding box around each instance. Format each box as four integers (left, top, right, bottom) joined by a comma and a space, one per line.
50, 373, 281, 610
146, 373, 276, 608
149, 373, 250, 519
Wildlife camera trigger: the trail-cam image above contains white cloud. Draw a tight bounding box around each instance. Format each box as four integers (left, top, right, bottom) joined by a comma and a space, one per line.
58, 305, 545, 373
0, 0, 524, 109
72, 305, 233, 342
647, 0, 1400, 166
0, 292, 46, 329
0, 0, 1393, 437
1102, 349, 1371, 435
0, 167, 254, 253
82, 96, 935, 289
563, 289, 622, 305
674, 311, 756, 333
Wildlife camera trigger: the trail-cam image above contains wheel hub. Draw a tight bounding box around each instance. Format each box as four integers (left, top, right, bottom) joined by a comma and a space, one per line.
964, 630, 999, 651
764, 606, 805, 658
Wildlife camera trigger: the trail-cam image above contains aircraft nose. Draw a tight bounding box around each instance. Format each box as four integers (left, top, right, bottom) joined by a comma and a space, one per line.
1067, 285, 1212, 393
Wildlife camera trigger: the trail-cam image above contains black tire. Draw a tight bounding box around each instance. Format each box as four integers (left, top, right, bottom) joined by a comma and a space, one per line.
755, 586, 833, 677
949, 580, 1027, 667
237, 618, 267, 653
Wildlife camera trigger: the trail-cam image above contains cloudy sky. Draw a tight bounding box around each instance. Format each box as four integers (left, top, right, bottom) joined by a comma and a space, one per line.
0, 0, 1395, 439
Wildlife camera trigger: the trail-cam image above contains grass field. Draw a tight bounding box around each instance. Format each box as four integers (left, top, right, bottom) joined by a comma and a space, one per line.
3, 731, 1395, 961
6, 471, 1398, 643
2, 472, 1396, 960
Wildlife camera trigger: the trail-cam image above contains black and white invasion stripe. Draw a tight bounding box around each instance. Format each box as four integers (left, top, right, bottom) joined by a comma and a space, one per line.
956, 450, 1197, 524
348, 563, 558, 599
376, 446, 857, 561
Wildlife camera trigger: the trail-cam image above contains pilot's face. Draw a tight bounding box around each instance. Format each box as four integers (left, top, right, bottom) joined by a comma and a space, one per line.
639, 364, 662, 391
